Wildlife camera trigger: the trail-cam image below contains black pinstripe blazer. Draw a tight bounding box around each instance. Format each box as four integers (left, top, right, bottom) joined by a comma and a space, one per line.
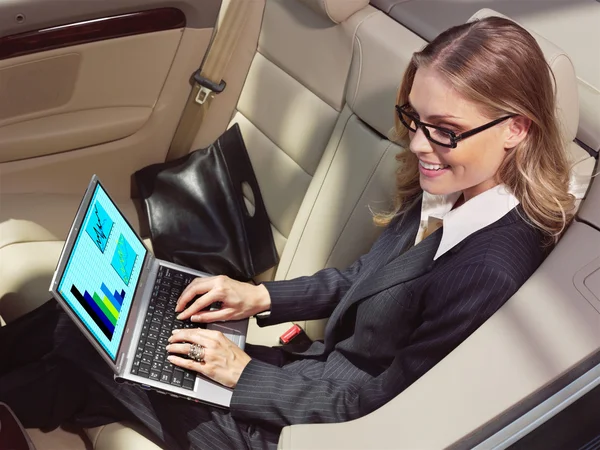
230, 198, 546, 429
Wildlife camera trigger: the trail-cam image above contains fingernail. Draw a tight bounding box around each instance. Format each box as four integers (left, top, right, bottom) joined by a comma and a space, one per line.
165, 344, 171, 350
176, 313, 183, 320
167, 356, 174, 362
172, 329, 182, 334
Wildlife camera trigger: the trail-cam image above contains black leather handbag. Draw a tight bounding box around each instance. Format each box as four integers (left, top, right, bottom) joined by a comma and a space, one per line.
134, 124, 278, 281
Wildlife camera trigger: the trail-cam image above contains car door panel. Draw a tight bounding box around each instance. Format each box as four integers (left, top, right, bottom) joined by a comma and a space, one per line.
0, 26, 181, 162
0, 1, 220, 196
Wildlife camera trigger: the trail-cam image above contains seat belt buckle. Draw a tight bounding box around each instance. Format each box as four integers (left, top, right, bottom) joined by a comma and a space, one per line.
193, 71, 226, 105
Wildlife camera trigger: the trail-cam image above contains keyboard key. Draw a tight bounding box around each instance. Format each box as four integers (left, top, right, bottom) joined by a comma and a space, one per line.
150, 370, 161, 381
163, 362, 174, 373
171, 371, 183, 387
153, 352, 165, 362
139, 363, 151, 376
160, 371, 171, 383
143, 344, 155, 356
148, 330, 158, 341
146, 337, 158, 347
182, 379, 195, 390
150, 322, 160, 332
183, 370, 195, 381
158, 336, 169, 347
151, 360, 163, 372
141, 354, 153, 365
151, 316, 161, 325
159, 328, 171, 338
156, 301, 167, 310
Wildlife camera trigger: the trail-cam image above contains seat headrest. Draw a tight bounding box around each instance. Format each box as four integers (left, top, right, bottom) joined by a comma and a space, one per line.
298, 0, 369, 24
469, 9, 579, 144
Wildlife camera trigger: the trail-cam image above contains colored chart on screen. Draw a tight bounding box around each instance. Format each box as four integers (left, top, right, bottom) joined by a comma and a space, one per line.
70, 283, 125, 340
57, 182, 147, 361
85, 201, 114, 253
111, 233, 138, 285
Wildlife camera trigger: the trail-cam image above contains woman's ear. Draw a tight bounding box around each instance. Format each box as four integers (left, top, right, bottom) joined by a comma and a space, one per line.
504, 116, 531, 150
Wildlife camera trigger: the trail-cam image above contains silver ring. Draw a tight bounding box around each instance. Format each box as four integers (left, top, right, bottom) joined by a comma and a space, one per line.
188, 343, 205, 363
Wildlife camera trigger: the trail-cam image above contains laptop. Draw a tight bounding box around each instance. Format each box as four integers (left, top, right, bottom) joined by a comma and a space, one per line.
49, 174, 248, 408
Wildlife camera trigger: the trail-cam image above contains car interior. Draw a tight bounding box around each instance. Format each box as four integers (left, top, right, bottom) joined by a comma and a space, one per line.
0, 0, 599, 448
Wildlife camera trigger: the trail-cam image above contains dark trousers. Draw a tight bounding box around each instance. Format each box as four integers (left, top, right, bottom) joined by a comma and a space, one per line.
0, 301, 287, 450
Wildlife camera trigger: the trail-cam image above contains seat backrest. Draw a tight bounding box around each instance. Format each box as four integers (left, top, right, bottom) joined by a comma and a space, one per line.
226, 0, 373, 279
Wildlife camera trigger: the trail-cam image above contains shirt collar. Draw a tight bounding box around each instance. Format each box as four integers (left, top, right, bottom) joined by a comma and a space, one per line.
418, 184, 520, 260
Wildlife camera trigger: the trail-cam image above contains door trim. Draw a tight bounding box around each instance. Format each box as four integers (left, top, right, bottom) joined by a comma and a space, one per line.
0, 8, 186, 61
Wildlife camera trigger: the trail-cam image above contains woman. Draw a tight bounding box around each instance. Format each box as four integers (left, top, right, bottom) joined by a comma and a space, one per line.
0, 16, 574, 450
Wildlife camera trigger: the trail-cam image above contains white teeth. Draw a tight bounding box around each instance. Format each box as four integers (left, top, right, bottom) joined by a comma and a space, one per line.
420, 161, 449, 171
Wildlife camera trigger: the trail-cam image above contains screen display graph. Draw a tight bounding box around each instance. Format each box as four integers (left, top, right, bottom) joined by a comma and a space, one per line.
58, 182, 147, 361
111, 233, 138, 285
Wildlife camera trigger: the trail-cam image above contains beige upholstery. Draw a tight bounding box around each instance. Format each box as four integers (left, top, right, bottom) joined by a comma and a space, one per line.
230, 0, 377, 290
86, 423, 164, 450
26, 427, 89, 450
1, 2, 597, 450
298, 0, 369, 24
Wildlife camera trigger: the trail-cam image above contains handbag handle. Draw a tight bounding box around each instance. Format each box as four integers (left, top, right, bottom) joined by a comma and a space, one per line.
218, 124, 278, 273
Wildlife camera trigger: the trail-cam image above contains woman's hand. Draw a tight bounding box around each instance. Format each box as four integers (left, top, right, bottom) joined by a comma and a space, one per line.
166, 328, 250, 388
175, 275, 270, 323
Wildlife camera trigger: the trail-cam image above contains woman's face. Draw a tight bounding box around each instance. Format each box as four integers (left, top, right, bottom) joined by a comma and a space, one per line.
407, 67, 526, 201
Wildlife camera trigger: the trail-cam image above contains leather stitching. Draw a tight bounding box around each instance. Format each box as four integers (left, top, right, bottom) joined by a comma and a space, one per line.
348, 10, 381, 110
320, 0, 336, 23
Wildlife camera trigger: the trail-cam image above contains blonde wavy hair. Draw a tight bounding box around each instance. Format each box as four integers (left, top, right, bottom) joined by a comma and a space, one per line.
376, 16, 575, 242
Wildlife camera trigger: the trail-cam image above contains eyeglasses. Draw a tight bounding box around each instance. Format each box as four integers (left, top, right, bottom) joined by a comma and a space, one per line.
396, 103, 516, 149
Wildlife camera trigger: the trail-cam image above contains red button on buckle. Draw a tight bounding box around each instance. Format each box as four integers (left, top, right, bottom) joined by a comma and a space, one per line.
279, 324, 302, 345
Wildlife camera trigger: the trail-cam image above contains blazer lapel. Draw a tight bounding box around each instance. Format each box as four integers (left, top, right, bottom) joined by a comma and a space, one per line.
321, 200, 426, 345
348, 227, 442, 303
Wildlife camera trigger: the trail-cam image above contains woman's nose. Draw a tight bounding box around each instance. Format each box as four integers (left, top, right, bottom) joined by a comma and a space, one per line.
409, 128, 433, 155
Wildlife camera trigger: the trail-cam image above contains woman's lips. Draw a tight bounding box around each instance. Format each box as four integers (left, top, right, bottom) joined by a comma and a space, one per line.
419, 160, 450, 178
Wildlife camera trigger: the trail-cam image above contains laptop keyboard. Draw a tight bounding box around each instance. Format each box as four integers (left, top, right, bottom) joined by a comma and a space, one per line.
130, 266, 205, 390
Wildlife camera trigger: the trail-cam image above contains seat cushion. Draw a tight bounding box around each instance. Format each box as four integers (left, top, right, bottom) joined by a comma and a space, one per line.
86, 423, 164, 450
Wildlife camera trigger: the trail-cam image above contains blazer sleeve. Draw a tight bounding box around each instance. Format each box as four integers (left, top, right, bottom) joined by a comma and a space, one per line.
257, 255, 366, 326
231, 263, 519, 428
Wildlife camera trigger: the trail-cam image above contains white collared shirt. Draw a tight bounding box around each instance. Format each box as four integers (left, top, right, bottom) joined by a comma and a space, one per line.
415, 184, 520, 260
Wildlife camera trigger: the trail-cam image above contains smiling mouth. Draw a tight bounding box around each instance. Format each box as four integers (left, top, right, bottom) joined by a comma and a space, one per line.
419, 160, 450, 171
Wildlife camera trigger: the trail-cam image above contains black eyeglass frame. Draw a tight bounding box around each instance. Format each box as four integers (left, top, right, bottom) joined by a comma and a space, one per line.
396, 103, 516, 149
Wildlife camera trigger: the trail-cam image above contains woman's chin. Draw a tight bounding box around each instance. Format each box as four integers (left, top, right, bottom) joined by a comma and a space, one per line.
420, 178, 455, 196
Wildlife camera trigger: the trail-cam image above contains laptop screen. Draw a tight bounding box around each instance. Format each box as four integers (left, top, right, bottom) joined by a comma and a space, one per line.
57, 182, 147, 361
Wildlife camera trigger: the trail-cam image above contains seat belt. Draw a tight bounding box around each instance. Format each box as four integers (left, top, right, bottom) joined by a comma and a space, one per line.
166, 0, 251, 161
